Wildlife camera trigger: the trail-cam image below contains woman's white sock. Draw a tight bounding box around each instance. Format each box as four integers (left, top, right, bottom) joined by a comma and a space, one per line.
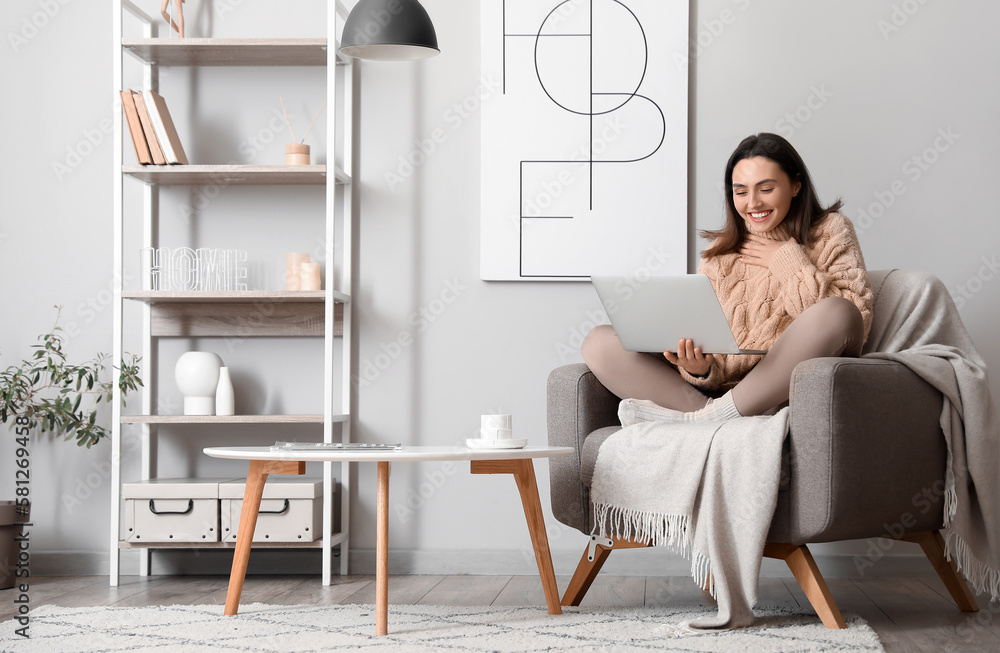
618, 391, 743, 427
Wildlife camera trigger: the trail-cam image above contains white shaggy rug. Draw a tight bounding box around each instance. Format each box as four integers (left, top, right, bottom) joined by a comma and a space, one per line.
0, 603, 885, 652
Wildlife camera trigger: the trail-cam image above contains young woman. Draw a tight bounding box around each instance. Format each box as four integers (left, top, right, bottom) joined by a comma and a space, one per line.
583, 133, 873, 424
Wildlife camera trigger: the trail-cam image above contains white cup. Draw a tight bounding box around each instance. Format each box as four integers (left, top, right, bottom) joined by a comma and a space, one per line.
481, 414, 512, 441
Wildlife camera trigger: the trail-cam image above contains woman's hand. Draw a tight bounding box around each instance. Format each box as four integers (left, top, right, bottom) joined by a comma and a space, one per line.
664, 339, 714, 377
739, 234, 793, 267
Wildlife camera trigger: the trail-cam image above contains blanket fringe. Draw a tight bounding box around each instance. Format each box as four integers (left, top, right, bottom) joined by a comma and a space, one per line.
942, 472, 999, 601
592, 501, 715, 598
944, 528, 1000, 603
943, 483, 959, 522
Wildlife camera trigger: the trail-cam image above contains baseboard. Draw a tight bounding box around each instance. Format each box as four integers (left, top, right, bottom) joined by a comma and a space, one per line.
32, 548, 937, 579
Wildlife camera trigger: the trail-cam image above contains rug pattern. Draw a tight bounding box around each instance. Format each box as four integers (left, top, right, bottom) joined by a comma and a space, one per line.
0, 603, 886, 652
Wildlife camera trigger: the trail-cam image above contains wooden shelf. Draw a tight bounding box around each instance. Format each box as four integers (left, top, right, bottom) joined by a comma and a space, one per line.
122, 38, 330, 67
122, 165, 349, 186
124, 290, 350, 304
119, 532, 347, 550
123, 291, 344, 337
121, 414, 349, 425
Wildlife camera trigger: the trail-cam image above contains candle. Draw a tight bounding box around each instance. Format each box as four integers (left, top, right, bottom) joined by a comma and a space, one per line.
300, 261, 322, 291
286, 253, 310, 290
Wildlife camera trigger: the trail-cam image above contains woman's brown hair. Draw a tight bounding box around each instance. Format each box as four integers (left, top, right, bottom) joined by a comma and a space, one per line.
701, 133, 842, 259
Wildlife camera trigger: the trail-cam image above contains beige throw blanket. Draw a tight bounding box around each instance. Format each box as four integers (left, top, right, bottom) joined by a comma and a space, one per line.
591, 412, 789, 628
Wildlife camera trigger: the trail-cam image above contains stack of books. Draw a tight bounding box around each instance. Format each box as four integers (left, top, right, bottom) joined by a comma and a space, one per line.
120, 89, 189, 165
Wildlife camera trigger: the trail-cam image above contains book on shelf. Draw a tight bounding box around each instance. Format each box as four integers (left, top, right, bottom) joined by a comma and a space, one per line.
131, 90, 167, 165
141, 89, 189, 165
119, 90, 152, 165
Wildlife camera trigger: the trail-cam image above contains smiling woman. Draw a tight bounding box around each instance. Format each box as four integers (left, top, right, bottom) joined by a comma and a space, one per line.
582, 132, 873, 424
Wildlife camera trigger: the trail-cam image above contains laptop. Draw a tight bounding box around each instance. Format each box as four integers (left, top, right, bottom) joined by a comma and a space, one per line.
590, 274, 768, 355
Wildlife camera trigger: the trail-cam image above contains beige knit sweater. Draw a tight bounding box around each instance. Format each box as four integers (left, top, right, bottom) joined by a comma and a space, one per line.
681, 212, 873, 391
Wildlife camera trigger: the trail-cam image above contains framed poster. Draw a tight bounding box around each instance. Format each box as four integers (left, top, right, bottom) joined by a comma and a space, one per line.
481, 0, 689, 280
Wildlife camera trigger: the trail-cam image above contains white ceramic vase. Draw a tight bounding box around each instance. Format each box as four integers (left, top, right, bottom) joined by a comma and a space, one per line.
216, 366, 235, 416
174, 352, 223, 416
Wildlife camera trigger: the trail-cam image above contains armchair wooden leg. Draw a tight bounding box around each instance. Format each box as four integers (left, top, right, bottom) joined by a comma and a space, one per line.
562, 536, 651, 607
899, 530, 978, 612
764, 543, 847, 629
562, 539, 612, 607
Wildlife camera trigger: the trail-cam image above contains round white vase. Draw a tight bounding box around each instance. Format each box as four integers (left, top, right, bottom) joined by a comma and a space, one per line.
174, 352, 223, 416
216, 366, 235, 416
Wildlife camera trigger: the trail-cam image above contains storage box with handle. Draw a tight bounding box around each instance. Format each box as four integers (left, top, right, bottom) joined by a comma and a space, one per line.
220, 478, 325, 543
123, 478, 230, 543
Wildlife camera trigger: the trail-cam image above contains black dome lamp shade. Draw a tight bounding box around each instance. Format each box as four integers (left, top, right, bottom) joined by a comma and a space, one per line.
339, 0, 440, 61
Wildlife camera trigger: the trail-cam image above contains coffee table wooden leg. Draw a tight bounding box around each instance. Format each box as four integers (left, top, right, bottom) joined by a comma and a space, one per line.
376, 461, 391, 636
471, 459, 562, 615
224, 459, 304, 616
510, 460, 562, 615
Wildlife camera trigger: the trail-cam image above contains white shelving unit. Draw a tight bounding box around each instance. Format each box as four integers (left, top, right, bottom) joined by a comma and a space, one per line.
110, 1, 355, 586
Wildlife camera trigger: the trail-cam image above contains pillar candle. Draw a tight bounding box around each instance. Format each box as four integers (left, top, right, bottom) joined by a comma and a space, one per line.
286, 253, 310, 290
300, 261, 322, 291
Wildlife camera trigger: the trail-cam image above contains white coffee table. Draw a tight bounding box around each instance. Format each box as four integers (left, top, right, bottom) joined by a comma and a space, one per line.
203, 444, 574, 636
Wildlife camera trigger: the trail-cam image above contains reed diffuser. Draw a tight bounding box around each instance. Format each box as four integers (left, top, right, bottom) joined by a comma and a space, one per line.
281, 97, 327, 165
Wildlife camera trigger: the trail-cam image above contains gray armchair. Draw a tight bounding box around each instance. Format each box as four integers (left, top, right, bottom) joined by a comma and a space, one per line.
547, 269, 979, 628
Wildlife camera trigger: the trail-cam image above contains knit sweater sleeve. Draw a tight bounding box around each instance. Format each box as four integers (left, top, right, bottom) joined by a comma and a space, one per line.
767, 213, 874, 339
676, 255, 728, 390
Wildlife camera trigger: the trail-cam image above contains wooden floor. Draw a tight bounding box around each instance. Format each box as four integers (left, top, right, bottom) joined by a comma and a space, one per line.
2, 573, 997, 651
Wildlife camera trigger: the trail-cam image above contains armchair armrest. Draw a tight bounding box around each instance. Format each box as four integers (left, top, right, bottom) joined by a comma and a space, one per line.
783, 357, 947, 544
547, 364, 620, 531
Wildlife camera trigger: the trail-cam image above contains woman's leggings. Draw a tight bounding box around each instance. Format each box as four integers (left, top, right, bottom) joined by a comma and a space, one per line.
581, 296, 866, 416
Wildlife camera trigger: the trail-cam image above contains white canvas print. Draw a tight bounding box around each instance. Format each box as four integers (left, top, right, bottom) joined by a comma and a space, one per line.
481, 0, 689, 280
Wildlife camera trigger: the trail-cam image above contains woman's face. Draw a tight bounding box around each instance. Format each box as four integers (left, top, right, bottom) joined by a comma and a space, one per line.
731, 156, 801, 233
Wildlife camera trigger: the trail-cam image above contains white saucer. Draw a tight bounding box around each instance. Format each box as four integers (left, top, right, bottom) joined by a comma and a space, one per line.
466, 438, 528, 450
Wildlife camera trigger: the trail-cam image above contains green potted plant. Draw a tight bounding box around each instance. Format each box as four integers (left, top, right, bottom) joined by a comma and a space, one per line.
0, 310, 142, 447
0, 309, 142, 588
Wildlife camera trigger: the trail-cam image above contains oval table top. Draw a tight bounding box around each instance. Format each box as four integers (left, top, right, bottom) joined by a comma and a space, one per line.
203, 444, 574, 463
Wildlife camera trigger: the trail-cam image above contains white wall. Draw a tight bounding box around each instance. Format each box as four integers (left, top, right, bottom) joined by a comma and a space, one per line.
1, 0, 998, 579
